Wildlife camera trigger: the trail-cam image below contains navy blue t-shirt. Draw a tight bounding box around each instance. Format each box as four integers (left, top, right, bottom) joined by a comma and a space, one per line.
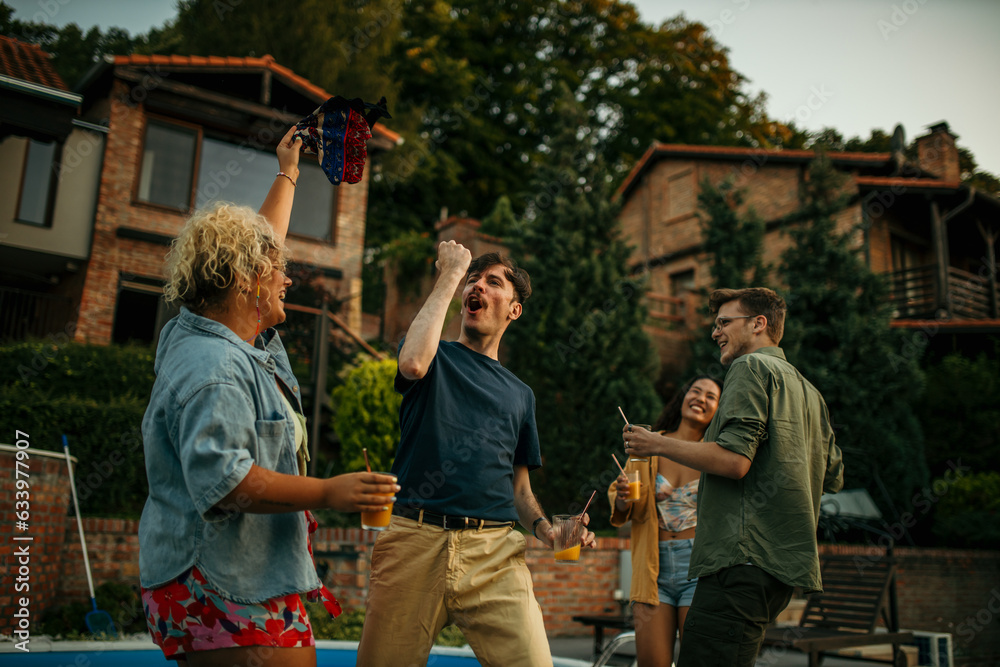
392, 340, 542, 521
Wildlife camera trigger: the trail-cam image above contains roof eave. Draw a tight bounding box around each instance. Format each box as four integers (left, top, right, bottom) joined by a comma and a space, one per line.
0, 74, 82, 106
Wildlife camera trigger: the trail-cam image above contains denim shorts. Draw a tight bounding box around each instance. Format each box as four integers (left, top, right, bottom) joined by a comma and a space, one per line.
657, 538, 697, 607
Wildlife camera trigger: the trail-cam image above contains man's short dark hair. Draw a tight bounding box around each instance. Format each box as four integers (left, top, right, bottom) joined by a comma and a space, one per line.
468, 252, 532, 304
709, 287, 786, 344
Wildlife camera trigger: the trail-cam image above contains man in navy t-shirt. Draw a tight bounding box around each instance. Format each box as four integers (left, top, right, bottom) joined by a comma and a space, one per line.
357, 241, 596, 666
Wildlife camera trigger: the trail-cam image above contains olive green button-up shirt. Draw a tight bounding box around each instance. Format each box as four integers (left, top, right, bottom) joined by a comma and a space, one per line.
691, 347, 844, 594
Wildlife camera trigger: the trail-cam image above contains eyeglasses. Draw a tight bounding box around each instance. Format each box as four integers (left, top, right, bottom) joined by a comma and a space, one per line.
713, 315, 753, 333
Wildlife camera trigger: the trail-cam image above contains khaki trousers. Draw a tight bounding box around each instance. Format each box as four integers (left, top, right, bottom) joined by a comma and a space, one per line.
356, 515, 553, 667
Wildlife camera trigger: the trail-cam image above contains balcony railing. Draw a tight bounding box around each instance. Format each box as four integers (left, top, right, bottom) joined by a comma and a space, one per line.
0, 287, 75, 342
646, 292, 698, 329
888, 264, 997, 320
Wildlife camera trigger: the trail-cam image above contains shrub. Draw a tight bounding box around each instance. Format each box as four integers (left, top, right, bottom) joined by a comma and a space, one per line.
330, 359, 401, 474
932, 471, 1000, 549
39, 581, 146, 637
1, 340, 155, 401
0, 341, 154, 517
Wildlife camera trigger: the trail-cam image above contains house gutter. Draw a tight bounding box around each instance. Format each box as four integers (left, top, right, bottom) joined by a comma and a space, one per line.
0, 74, 82, 106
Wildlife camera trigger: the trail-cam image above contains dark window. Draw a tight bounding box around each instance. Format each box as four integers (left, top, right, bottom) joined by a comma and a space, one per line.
670, 269, 695, 297
137, 120, 198, 210
112, 280, 179, 346
290, 162, 336, 241
196, 136, 337, 241
17, 139, 58, 226
196, 137, 273, 209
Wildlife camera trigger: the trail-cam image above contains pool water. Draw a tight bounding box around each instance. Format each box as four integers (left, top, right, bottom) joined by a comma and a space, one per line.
0, 639, 591, 666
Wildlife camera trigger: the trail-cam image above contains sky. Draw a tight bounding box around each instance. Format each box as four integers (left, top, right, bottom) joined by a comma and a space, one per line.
6, 0, 1000, 174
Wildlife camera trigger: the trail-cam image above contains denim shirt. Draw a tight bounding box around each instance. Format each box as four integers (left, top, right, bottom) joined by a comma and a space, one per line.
138, 307, 321, 603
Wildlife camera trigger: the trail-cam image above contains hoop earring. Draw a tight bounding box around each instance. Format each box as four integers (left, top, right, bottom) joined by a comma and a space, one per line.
245, 274, 261, 344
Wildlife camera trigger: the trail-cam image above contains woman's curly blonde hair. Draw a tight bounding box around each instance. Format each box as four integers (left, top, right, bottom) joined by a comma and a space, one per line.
164, 202, 289, 313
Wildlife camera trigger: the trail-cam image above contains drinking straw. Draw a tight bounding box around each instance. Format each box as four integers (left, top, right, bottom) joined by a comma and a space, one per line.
577, 490, 597, 522
617, 406, 629, 425
611, 453, 627, 476
362, 447, 372, 473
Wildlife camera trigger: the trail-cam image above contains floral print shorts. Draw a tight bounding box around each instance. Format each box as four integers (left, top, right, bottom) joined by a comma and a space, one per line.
141, 566, 315, 660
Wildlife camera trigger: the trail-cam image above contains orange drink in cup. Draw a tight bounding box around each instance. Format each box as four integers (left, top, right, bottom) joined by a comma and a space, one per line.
361, 472, 394, 531
553, 514, 584, 562
624, 424, 651, 501
625, 470, 641, 502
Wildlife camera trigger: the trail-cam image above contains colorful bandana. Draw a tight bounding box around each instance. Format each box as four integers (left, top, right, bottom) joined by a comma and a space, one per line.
293, 96, 390, 185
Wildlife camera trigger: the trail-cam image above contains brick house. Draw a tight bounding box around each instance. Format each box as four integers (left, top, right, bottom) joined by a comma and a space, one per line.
0, 35, 100, 342
2, 46, 400, 346
615, 122, 1000, 374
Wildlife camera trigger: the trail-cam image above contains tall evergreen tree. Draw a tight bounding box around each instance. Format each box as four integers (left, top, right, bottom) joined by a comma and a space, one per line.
688, 177, 768, 374
504, 87, 660, 530
777, 154, 927, 524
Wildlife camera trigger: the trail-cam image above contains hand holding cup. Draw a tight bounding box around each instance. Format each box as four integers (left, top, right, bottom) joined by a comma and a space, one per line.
622, 423, 655, 459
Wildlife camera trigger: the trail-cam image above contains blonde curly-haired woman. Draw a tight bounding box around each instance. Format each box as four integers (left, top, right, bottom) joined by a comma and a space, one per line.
138, 127, 397, 667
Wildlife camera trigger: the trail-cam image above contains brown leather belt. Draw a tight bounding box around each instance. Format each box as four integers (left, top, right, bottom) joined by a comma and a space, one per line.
393, 506, 515, 531
659, 526, 696, 541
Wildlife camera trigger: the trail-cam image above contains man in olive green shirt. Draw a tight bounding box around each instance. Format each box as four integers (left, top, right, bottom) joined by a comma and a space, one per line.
623, 287, 844, 666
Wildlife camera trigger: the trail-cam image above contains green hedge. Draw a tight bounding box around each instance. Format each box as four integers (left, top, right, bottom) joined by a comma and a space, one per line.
2, 340, 155, 401
0, 341, 154, 517
932, 471, 1000, 549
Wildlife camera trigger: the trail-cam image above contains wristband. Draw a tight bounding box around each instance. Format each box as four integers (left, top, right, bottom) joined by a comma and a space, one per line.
532, 516, 547, 540
276, 171, 297, 187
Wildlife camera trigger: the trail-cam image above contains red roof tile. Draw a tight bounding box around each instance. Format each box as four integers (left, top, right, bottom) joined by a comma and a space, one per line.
617, 142, 894, 199
649, 142, 891, 163
112, 54, 401, 144
0, 35, 67, 90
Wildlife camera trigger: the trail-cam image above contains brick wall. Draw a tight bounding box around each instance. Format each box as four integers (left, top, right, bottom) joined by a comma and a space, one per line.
40, 521, 1000, 664
0, 446, 72, 637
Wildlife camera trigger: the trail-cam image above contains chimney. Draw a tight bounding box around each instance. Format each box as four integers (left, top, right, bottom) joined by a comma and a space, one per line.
915, 122, 960, 183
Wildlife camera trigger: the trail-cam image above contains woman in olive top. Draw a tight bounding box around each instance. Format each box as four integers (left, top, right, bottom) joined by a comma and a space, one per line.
608, 376, 722, 667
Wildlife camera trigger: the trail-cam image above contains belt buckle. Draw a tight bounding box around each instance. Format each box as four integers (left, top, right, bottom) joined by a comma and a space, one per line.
442, 515, 470, 530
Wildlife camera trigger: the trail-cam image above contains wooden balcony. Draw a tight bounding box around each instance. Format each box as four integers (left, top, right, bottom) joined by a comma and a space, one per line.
646, 292, 699, 329
888, 264, 998, 320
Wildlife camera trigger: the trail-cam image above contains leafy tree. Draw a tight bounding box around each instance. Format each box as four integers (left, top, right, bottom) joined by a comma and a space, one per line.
688, 177, 769, 374
807, 128, 846, 152
918, 350, 1000, 479
149, 0, 401, 104
844, 128, 893, 153
931, 471, 1000, 549
480, 194, 519, 239
367, 1, 782, 245
504, 87, 660, 530
957, 146, 1000, 197
331, 358, 402, 474
777, 153, 927, 521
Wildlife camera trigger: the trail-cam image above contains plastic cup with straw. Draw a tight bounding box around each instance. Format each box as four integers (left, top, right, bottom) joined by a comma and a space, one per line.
613, 452, 641, 503
553, 490, 595, 562
360, 448, 393, 530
